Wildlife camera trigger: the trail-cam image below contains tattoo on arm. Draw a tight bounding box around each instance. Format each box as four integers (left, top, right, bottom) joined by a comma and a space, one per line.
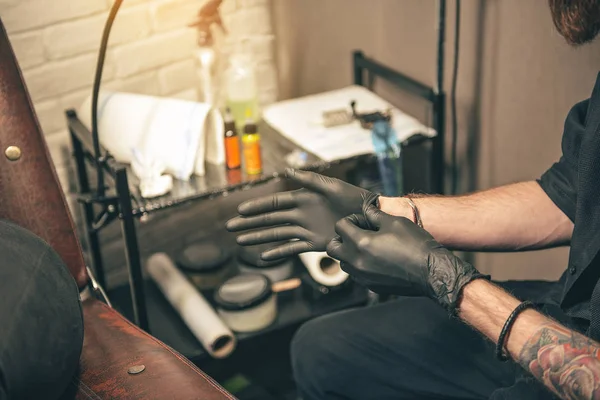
518, 324, 600, 399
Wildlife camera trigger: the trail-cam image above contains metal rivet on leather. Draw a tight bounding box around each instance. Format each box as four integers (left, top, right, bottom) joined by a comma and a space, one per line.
5, 146, 21, 161
569, 265, 577, 275
127, 365, 146, 375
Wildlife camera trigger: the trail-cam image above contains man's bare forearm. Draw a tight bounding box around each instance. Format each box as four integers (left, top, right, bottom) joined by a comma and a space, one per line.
378, 181, 573, 252
459, 280, 600, 400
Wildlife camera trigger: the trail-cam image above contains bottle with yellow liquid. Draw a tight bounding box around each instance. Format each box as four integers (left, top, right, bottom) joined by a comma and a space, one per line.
225, 53, 259, 131
242, 111, 262, 175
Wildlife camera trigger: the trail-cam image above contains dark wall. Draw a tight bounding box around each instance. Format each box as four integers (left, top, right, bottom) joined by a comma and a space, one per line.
271, 0, 600, 280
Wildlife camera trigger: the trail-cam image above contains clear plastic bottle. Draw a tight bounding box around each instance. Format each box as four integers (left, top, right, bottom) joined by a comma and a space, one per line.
225, 53, 259, 130
371, 120, 403, 197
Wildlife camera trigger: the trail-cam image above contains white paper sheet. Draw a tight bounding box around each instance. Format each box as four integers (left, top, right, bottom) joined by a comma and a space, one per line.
262, 85, 436, 162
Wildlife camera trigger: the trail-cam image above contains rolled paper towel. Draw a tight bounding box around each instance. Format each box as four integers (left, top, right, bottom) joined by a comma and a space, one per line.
298, 252, 349, 287
146, 253, 236, 358
78, 92, 213, 180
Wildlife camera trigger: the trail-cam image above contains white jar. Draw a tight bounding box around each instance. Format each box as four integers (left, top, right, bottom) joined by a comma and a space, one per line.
214, 273, 277, 333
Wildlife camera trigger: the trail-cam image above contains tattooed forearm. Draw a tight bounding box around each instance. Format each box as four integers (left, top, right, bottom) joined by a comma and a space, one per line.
518, 323, 600, 399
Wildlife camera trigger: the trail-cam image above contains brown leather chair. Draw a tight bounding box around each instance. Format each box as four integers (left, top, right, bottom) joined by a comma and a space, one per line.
0, 19, 235, 400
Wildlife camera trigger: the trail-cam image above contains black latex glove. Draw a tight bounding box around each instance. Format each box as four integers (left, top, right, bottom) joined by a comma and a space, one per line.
327, 205, 489, 314
226, 169, 379, 261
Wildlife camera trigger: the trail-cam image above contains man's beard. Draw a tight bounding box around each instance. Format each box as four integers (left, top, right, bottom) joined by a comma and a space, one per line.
549, 0, 600, 45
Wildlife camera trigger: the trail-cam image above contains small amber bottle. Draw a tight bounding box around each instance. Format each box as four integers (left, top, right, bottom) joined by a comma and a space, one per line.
223, 107, 241, 170
242, 111, 262, 175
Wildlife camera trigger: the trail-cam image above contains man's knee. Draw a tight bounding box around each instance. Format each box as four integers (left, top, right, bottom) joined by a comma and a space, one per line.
291, 312, 348, 399
291, 317, 327, 397
0, 220, 83, 400
290, 299, 463, 399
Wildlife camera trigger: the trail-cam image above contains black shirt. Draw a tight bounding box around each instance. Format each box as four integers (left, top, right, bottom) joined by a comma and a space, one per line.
538, 72, 600, 333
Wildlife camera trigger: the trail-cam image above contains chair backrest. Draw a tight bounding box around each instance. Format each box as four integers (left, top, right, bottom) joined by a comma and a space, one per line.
0, 20, 88, 288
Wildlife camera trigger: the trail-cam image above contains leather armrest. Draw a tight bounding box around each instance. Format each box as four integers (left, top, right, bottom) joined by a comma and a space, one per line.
62, 298, 235, 400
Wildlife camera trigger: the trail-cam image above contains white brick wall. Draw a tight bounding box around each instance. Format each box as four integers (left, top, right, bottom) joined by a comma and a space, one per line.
35, 99, 67, 134
151, 0, 202, 32
171, 88, 200, 101
44, 5, 152, 60
106, 70, 162, 96
9, 30, 44, 69
2, 0, 106, 33
24, 52, 116, 102
1, 0, 278, 187
158, 59, 197, 95
112, 28, 196, 77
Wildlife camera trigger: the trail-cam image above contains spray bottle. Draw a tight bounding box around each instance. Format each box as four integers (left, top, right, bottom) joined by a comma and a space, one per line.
225, 47, 259, 131
189, 0, 226, 174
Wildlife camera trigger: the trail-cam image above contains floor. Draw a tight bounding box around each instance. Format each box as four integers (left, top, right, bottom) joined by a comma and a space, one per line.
199, 324, 300, 400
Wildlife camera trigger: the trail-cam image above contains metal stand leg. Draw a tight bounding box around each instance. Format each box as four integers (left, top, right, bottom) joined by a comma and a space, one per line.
353, 50, 364, 85
115, 167, 149, 332
432, 93, 446, 194
433, 0, 447, 195
70, 126, 107, 289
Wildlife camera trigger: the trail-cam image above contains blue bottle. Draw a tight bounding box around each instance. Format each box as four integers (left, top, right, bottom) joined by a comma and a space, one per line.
371, 120, 403, 197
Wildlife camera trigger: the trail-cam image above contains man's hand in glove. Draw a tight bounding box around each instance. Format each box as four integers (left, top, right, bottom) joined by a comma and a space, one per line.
327, 205, 489, 314
226, 169, 379, 261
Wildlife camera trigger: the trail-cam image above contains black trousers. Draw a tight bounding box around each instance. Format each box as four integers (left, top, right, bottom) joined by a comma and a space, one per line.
0, 220, 84, 400
291, 295, 561, 400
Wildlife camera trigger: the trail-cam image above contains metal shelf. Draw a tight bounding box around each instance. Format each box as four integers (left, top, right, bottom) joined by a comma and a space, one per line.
67, 109, 374, 333
67, 110, 330, 217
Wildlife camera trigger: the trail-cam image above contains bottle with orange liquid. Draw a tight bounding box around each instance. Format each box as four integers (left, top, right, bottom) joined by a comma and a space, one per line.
242, 110, 262, 175
223, 107, 241, 170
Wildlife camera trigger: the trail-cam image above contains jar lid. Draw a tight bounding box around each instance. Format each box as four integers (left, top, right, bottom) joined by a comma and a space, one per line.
177, 242, 231, 273
214, 273, 273, 311
238, 242, 289, 268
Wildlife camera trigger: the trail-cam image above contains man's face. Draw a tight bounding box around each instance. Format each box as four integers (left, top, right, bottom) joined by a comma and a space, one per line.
549, 0, 600, 46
